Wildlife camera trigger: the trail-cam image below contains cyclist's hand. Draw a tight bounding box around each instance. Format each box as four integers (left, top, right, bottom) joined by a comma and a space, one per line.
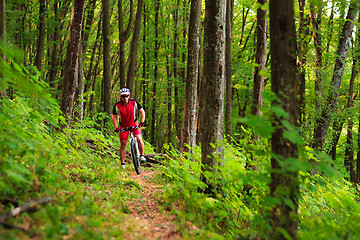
139, 121, 145, 127
115, 127, 121, 132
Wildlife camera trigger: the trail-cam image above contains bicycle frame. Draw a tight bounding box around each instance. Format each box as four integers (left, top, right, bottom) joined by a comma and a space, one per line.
120, 126, 141, 174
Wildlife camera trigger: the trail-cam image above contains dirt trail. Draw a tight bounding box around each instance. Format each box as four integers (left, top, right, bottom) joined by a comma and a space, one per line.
122, 168, 181, 240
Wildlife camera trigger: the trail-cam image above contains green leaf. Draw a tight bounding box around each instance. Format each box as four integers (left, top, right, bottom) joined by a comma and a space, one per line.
240, 116, 274, 138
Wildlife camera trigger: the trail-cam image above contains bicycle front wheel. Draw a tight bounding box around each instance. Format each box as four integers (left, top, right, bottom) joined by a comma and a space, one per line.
130, 140, 141, 175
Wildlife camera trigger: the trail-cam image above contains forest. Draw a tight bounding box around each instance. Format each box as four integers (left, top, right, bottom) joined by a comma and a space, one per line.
2, 0, 360, 239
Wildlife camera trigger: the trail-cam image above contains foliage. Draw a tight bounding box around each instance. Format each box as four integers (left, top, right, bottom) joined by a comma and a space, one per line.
0, 42, 151, 239
159, 126, 360, 239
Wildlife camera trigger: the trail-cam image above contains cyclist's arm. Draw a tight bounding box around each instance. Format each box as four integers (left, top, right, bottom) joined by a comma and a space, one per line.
139, 108, 145, 124
112, 114, 118, 129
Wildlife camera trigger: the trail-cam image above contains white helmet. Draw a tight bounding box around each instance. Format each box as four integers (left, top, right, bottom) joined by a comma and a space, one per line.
120, 88, 130, 95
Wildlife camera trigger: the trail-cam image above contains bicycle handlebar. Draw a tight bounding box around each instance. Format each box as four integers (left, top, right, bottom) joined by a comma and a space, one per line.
116, 125, 140, 133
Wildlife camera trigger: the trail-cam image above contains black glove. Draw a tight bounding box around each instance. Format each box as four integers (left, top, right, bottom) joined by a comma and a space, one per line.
139, 121, 145, 127
115, 127, 121, 132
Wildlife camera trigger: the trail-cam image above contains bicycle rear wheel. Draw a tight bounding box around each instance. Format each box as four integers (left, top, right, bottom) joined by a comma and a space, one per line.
130, 140, 141, 174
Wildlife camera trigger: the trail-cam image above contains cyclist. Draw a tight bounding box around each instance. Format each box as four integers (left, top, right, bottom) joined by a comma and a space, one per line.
112, 88, 146, 169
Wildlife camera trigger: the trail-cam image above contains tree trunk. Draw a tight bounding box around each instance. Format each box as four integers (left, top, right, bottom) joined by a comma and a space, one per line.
75, 44, 84, 121
0, 0, 5, 97
224, 0, 234, 142
269, 0, 299, 238
126, 0, 144, 92
182, 0, 202, 153
347, 20, 360, 183
141, 3, 148, 139
309, 1, 323, 113
82, 0, 97, 52
328, 118, 345, 160
103, 0, 112, 115
297, 0, 310, 124
60, 0, 86, 125
84, 18, 102, 116
48, 1, 59, 90
119, 0, 133, 88
251, 0, 267, 117
200, 0, 226, 195
345, 61, 357, 182
173, 0, 182, 150
151, 0, 160, 146
325, 1, 335, 56
312, 3, 359, 152
34, 0, 46, 72
166, 53, 172, 145
0, 0, 5, 43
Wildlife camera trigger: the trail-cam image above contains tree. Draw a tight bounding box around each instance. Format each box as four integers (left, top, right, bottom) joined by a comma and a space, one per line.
103, 0, 112, 115
173, 0, 182, 150
344, 58, 357, 182
118, 0, 133, 88
297, 0, 310, 124
224, 0, 234, 141
0, 0, 4, 43
345, 19, 360, 183
269, 0, 299, 238
34, 0, 46, 72
200, 0, 226, 195
150, 0, 160, 146
182, 0, 202, 153
309, 0, 324, 113
0, 0, 5, 97
312, 3, 359, 152
126, 0, 144, 92
251, 0, 267, 118
60, 0, 86, 125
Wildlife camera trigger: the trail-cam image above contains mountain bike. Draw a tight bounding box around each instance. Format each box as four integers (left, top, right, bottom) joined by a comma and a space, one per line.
120, 126, 141, 175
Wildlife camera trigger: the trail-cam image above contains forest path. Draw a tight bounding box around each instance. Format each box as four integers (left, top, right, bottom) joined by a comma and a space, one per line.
120, 168, 182, 239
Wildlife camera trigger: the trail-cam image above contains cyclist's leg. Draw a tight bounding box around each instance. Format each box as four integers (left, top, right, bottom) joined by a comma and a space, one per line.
119, 131, 129, 164
120, 140, 128, 164
135, 134, 145, 156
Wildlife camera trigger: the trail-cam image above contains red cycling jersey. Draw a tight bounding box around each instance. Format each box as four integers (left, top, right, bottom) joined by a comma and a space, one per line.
112, 99, 142, 128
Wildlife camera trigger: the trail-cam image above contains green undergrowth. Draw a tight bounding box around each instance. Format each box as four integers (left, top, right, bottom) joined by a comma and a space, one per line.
0, 92, 153, 239
158, 141, 360, 239
0, 44, 154, 239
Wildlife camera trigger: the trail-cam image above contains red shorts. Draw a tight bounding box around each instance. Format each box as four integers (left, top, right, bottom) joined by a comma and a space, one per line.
119, 127, 142, 141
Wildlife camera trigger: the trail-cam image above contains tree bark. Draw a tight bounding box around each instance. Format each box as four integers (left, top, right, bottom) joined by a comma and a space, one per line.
60, 0, 86, 125
0, 0, 5, 43
297, 0, 311, 124
269, 0, 299, 238
251, 0, 267, 117
312, 3, 359, 152
173, 0, 182, 150
309, 1, 323, 113
75, 44, 84, 121
48, 1, 59, 90
119, 0, 134, 88
224, 0, 234, 142
141, 3, 148, 139
328, 118, 345, 160
34, 0, 46, 72
345, 60, 357, 182
150, 0, 160, 146
347, 19, 360, 183
103, 0, 112, 115
182, 0, 202, 153
0, 0, 6, 96
166, 53, 172, 145
82, 0, 97, 49
126, 0, 144, 92
84, 18, 102, 116
200, 0, 226, 195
